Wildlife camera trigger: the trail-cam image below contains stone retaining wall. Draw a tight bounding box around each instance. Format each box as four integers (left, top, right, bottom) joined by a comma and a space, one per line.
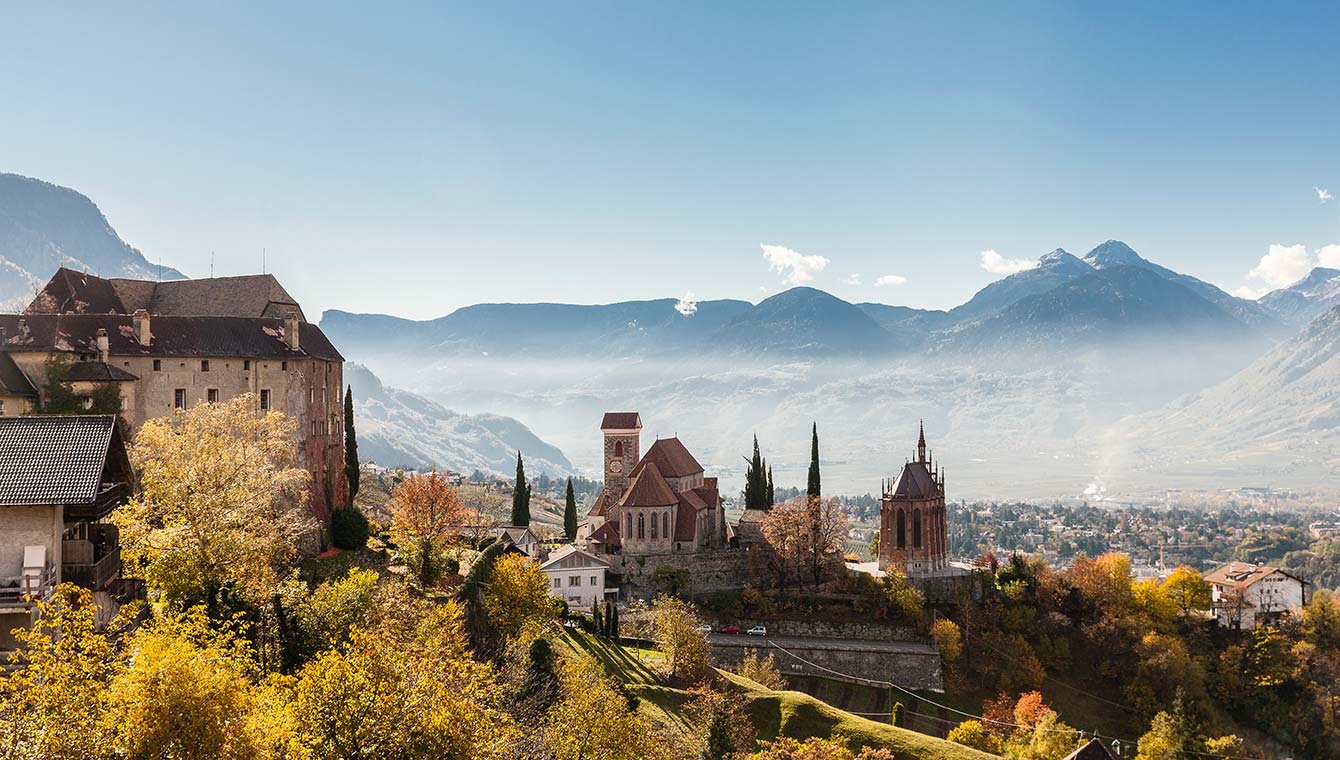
728, 618, 924, 642
609, 549, 749, 596
710, 639, 943, 692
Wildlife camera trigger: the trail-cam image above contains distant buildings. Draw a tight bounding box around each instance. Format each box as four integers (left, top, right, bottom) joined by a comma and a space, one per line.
5, 267, 347, 520
1206, 561, 1307, 629
582, 412, 726, 556
0, 415, 141, 651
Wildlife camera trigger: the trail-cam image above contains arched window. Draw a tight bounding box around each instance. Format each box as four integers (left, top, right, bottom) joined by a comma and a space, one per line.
896, 509, 906, 549
637, 513, 645, 540
663, 512, 669, 539
626, 513, 632, 537
613, 440, 624, 459
651, 512, 658, 539
913, 510, 922, 548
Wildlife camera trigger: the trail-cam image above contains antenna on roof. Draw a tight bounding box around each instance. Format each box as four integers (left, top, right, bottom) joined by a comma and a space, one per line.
211, 251, 215, 279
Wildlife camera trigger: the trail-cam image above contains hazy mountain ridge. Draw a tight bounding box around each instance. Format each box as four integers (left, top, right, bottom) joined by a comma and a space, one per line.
345, 363, 572, 477
0, 173, 184, 309
1259, 267, 1340, 325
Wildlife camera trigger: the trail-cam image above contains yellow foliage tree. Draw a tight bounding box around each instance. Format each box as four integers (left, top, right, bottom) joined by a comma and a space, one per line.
117, 394, 312, 606
542, 659, 667, 760
737, 648, 787, 689
650, 595, 709, 680
1161, 566, 1212, 620
481, 553, 555, 643
931, 618, 963, 662
946, 720, 1002, 754
388, 470, 467, 586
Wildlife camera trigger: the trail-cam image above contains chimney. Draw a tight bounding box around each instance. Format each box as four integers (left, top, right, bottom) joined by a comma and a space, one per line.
17, 319, 29, 340
284, 312, 300, 350
133, 310, 151, 345
96, 328, 109, 363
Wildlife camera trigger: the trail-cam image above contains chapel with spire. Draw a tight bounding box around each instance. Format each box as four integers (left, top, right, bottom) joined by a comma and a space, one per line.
878, 422, 950, 576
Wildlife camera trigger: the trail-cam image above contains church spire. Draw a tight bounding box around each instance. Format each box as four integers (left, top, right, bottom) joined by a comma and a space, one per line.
917, 420, 927, 463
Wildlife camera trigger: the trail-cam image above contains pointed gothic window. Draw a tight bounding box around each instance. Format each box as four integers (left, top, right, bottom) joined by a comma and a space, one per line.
651, 513, 658, 539
663, 512, 669, 539
613, 440, 623, 459
896, 509, 906, 549
913, 510, 923, 548
637, 513, 645, 540
626, 513, 633, 537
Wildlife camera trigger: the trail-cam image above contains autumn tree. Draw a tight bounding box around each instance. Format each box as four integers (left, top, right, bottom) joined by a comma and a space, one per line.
481, 553, 555, 643
946, 720, 1002, 755
651, 595, 709, 681
541, 660, 668, 760
116, 394, 312, 608
687, 684, 756, 760
931, 618, 963, 663
389, 469, 467, 587
761, 497, 849, 588
737, 649, 787, 689
1162, 566, 1212, 620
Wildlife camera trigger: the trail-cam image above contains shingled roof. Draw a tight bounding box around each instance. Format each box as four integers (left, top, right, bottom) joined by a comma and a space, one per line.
0, 416, 126, 506
633, 437, 703, 479
619, 462, 679, 508
63, 361, 139, 382
601, 412, 641, 430
26, 267, 307, 321
0, 314, 342, 362
889, 460, 941, 500
0, 353, 38, 398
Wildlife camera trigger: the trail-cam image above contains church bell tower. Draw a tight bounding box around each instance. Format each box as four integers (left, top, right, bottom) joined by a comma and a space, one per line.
600, 412, 642, 501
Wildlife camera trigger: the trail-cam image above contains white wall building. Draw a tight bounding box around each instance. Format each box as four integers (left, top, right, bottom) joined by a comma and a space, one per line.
1205, 562, 1307, 629
540, 545, 612, 611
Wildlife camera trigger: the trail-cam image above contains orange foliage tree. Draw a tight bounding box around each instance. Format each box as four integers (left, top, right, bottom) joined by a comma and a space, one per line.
389, 470, 467, 587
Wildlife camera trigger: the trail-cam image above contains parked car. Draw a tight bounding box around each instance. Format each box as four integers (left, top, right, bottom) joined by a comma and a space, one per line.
718, 624, 741, 634
695, 624, 712, 633
746, 625, 767, 636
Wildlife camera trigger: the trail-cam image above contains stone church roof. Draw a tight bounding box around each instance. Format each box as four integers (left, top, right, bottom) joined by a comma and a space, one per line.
600, 412, 641, 430
633, 437, 703, 479
620, 461, 680, 508
889, 460, 941, 500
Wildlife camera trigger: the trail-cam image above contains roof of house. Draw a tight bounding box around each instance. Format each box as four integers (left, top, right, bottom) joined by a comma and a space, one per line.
25, 267, 306, 321
588, 521, 621, 548
540, 544, 609, 571
0, 353, 38, 397
63, 361, 139, 382
1062, 738, 1120, 760
600, 412, 642, 430
0, 415, 126, 506
0, 314, 342, 362
619, 461, 680, 508
1204, 562, 1304, 588
495, 526, 538, 545
889, 460, 941, 501
633, 437, 704, 479
588, 489, 613, 517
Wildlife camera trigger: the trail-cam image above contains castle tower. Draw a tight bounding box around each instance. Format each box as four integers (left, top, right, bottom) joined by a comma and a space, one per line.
600, 412, 642, 502
879, 423, 949, 577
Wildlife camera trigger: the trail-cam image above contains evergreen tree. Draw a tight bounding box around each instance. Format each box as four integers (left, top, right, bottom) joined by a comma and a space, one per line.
592, 600, 603, 634
604, 600, 614, 638
609, 602, 619, 640
743, 435, 762, 511
563, 478, 578, 541
767, 466, 775, 509
343, 385, 359, 507
807, 422, 821, 499
511, 451, 531, 526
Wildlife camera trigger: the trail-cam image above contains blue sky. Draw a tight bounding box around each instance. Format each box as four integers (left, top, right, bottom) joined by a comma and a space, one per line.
3, 3, 1338, 319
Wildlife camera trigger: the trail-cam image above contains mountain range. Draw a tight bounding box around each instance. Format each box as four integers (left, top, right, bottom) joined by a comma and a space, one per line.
0, 173, 184, 309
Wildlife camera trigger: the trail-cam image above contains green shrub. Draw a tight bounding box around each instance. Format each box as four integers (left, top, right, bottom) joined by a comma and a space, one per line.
331, 507, 370, 549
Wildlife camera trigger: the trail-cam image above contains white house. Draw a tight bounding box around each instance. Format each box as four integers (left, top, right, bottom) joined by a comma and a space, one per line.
540, 544, 613, 611
1205, 562, 1307, 629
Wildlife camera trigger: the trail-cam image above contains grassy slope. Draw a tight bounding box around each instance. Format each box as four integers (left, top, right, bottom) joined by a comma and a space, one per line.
553, 628, 999, 760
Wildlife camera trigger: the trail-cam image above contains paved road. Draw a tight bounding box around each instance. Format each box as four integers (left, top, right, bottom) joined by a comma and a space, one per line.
706, 632, 937, 655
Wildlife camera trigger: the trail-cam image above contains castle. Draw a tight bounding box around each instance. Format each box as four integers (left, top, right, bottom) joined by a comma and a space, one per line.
878, 422, 950, 576
582, 412, 726, 555
0, 267, 347, 520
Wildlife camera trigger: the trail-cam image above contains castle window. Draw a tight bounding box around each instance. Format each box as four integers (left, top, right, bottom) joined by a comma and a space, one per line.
173, 389, 186, 409
207, 389, 219, 403
637, 513, 645, 540
244, 360, 250, 371
281, 361, 288, 371
913, 510, 922, 548
626, 513, 633, 537
201, 360, 210, 372
153, 359, 161, 372
896, 509, 906, 549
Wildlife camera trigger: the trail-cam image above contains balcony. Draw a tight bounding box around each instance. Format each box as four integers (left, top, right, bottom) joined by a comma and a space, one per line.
62, 545, 121, 591
65, 483, 130, 522
62, 523, 122, 592
0, 564, 55, 608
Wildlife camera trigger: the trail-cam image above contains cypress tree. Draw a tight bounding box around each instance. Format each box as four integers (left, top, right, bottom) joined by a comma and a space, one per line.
343, 385, 359, 507
563, 478, 578, 541
511, 451, 531, 526
767, 466, 775, 509
604, 600, 614, 638
610, 602, 619, 640
592, 601, 603, 634
807, 422, 821, 499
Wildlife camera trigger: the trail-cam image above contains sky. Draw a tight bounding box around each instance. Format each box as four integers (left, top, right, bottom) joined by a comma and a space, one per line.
2, 2, 1339, 320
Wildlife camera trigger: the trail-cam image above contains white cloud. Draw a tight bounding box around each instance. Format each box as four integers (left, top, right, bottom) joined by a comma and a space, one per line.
979, 249, 1038, 276
1247, 243, 1312, 289
847, 274, 862, 286
1316, 187, 1334, 204
761, 243, 830, 285
674, 290, 697, 316
1230, 285, 1271, 300
874, 274, 907, 286
1318, 244, 1340, 269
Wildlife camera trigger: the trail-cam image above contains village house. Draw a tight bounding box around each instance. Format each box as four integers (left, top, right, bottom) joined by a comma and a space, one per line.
581, 412, 726, 557
540, 544, 612, 610
1205, 561, 1307, 629
0, 415, 142, 651
5, 267, 347, 521
492, 526, 543, 559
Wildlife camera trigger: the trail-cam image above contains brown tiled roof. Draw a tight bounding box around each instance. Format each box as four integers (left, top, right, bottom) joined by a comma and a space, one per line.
0, 314, 343, 362
1204, 562, 1303, 588
889, 461, 940, 500
588, 489, 613, 517
0, 353, 37, 397
601, 412, 641, 430
633, 437, 703, 479
63, 361, 139, 382
589, 520, 621, 547
25, 267, 307, 321
674, 500, 698, 541
0, 415, 124, 506
619, 462, 679, 508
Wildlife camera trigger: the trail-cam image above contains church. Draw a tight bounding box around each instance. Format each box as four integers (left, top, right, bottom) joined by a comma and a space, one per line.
582, 412, 726, 556
878, 423, 951, 577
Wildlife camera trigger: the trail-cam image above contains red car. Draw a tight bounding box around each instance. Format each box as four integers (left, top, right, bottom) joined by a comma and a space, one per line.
718, 625, 741, 634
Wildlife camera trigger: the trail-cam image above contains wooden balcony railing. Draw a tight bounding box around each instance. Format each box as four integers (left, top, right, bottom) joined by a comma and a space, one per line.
0, 564, 55, 606
62, 545, 121, 591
